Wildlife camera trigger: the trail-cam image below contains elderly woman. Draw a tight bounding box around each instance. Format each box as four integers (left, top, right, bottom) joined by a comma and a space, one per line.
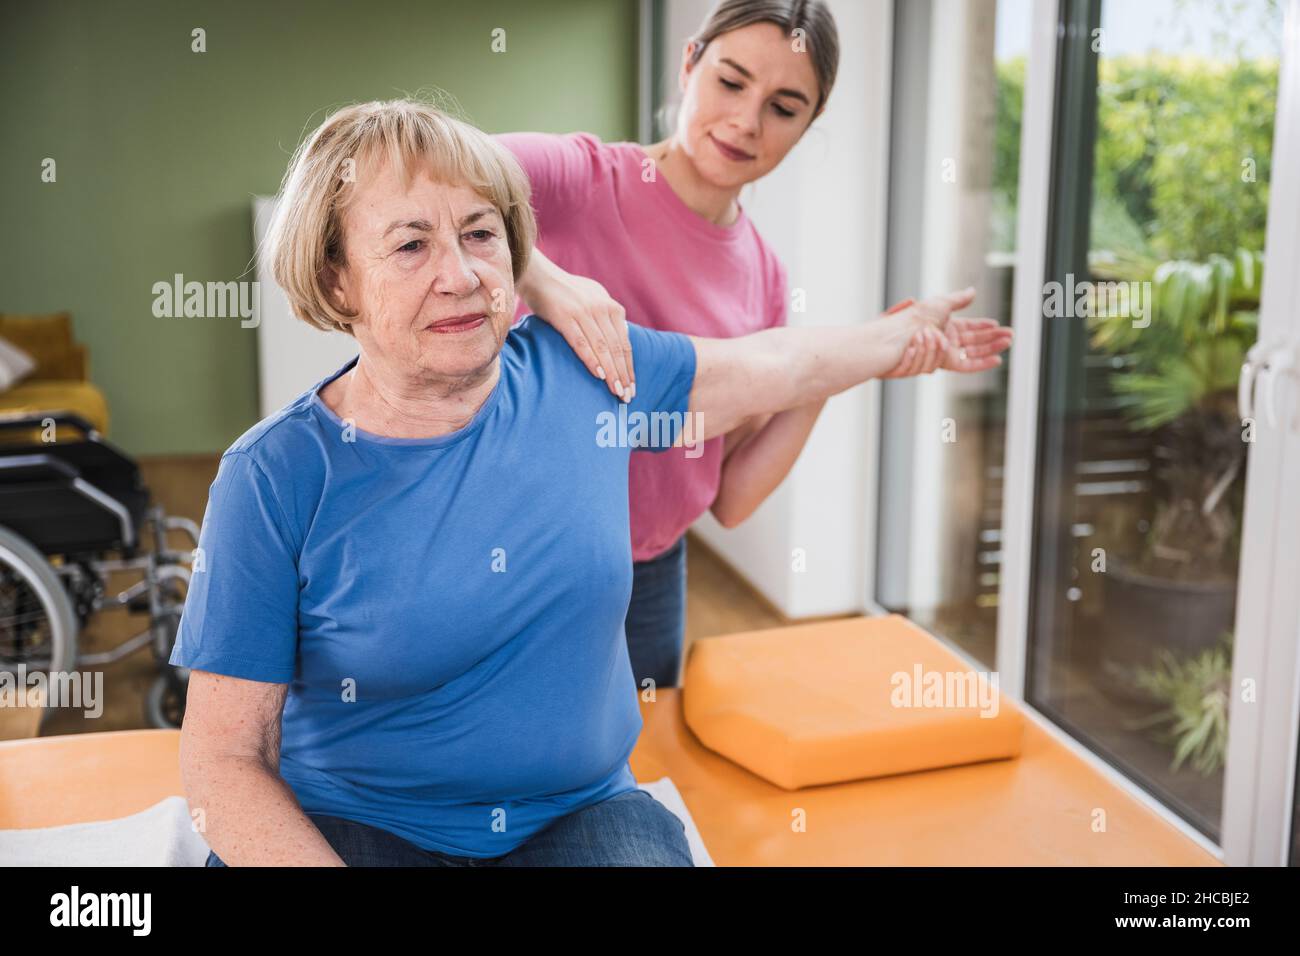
172, 99, 1011, 867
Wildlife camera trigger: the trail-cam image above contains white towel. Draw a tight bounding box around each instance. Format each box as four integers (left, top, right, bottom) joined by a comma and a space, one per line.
0, 780, 714, 867
0, 796, 210, 867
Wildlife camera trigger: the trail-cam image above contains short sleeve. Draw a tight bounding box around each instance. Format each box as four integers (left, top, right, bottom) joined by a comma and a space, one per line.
493, 131, 608, 223
623, 322, 698, 453
169, 451, 300, 683
768, 257, 790, 329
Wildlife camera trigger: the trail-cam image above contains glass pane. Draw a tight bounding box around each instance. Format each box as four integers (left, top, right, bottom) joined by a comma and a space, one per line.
875, 0, 1031, 668
1028, 0, 1282, 841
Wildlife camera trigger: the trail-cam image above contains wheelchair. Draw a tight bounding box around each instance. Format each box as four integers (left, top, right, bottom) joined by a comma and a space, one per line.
0, 410, 197, 729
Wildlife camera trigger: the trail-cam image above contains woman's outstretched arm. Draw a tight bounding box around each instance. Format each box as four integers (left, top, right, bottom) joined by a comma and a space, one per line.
683, 288, 1013, 445
709, 298, 924, 527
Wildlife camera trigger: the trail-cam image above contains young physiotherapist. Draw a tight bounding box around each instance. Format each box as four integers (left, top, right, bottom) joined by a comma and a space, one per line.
494, 0, 987, 688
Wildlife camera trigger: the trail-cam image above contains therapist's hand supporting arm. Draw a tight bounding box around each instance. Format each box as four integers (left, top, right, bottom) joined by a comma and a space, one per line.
179, 670, 345, 866
684, 288, 1012, 444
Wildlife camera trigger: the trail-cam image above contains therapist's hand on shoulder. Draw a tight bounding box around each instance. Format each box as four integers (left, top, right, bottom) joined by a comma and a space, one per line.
518, 247, 636, 402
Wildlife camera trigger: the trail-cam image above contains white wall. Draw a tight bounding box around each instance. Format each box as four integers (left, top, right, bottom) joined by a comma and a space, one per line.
253, 196, 358, 417
660, 0, 896, 618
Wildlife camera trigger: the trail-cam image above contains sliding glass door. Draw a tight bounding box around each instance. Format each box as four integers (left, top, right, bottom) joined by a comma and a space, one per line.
878, 0, 1300, 859
1025, 0, 1283, 844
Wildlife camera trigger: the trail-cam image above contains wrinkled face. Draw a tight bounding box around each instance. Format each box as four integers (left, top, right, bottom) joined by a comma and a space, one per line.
676, 21, 821, 189
329, 159, 516, 383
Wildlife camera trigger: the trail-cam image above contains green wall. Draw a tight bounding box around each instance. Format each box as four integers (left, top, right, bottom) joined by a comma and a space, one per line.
0, 0, 639, 455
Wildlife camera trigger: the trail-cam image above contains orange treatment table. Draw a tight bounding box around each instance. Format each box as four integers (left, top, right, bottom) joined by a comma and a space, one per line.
631, 616, 1220, 866
631, 688, 1218, 866
0, 618, 1220, 866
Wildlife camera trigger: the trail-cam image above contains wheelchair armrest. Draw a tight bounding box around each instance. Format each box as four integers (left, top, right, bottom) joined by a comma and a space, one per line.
0, 410, 99, 440
0, 450, 136, 550
0, 453, 81, 481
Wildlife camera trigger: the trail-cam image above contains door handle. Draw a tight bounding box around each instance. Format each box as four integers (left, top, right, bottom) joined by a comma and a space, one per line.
1263, 348, 1293, 431
1245, 340, 1299, 431
1239, 341, 1271, 423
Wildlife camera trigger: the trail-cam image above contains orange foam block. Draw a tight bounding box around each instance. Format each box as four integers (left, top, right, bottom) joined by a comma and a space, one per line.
683, 614, 1025, 789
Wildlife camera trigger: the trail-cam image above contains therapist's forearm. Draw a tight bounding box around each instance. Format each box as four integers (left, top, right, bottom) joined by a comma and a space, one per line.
515, 245, 561, 304
182, 751, 344, 866
712, 399, 826, 527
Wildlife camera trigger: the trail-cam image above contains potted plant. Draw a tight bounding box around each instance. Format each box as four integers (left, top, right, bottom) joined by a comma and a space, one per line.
1087, 249, 1261, 689
1126, 631, 1232, 775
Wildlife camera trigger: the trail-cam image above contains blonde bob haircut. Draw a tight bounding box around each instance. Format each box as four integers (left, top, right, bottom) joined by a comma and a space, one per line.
266, 99, 537, 335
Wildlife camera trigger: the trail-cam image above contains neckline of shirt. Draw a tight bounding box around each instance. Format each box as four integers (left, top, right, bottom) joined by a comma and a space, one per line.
309, 353, 505, 449
626, 141, 750, 244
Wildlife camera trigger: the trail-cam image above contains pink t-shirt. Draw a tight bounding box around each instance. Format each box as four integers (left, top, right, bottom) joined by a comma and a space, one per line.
496, 131, 789, 561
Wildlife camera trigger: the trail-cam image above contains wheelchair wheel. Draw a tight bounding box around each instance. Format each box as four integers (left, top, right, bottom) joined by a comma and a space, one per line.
0, 524, 78, 679
145, 673, 185, 729
150, 577, 186, 665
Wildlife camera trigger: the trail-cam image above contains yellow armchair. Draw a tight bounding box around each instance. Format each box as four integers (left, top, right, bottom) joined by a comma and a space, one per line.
0, 312, 109, 440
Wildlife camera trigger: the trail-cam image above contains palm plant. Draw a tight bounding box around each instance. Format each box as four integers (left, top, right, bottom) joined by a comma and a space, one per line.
1088, 249, 1263, 580
1127, 631, 1232, 775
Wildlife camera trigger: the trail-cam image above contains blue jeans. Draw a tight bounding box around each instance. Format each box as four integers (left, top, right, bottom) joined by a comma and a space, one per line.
203, 788, 693, 867
624, 534, 687, 690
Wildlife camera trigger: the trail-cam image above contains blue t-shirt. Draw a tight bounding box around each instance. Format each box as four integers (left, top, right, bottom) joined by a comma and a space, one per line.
170, 316, 697, 857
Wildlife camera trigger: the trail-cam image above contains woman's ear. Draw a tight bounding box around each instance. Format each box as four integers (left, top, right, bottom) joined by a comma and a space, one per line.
678, 39, 698, 93
320, 262, 353, 317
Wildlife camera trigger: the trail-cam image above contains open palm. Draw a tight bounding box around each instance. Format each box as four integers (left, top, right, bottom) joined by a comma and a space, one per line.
881, 289, 1014, 378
